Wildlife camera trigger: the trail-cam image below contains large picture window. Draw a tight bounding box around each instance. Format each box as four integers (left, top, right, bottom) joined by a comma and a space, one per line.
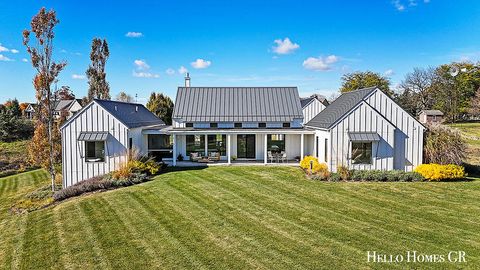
148, 134, 173, 150
267, 134, 285, 153
208, 135, 226, 156
85, 141, 105, 162
186, 135, 205, 156
351, 142, 372, 164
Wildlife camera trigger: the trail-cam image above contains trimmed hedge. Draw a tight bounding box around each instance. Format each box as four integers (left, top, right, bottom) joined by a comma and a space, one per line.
308, 169, 424, 182
414, 164, 465, 181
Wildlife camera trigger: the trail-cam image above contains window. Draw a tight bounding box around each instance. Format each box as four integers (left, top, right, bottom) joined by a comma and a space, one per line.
324, 139, 328, 162
208, 134, 226, 156
210, 123, 218, 128
185, 122, 193, 128
351, 142, 372, 164
186, 135, 205, 156
267, 134, 285, 153
234, 122, 242, 128
148, 135, 173, 149
282, 122, 290, 128
85, 141, 105, 162
258, 122, 266, 128
129, 138, 133, 150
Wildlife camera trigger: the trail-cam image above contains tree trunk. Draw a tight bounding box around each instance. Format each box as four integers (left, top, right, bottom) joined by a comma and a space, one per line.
48, 99, 56, 192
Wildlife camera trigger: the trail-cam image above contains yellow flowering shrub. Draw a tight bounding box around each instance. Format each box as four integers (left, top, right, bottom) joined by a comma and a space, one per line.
300, 156, 329, 177
414, 164, 465, 181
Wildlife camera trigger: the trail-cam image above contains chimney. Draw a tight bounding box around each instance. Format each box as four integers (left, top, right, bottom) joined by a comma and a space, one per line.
135, 106, 138, 112
185, 72, 191, 87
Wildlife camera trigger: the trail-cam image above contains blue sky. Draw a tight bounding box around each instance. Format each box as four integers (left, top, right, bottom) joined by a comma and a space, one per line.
1, 0, 480, 104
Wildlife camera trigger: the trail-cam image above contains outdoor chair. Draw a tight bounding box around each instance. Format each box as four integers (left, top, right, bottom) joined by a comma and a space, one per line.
268, 151, 275, 163
190, 152, 202, 162
208, 152, 220, 162
280, 152, 287, 163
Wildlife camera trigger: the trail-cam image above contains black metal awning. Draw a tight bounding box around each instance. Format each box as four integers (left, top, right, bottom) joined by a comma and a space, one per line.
78, 132, 108, 141
348, 132, 380, 142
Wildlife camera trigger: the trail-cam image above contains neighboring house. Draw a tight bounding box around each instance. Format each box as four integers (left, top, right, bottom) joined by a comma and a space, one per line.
418, 110, 444, 124
53, 99, 83, 120
305, 87, 426, 172
61, 78, 426, 187
24, 103, 36, 119
60, 99, 165, 187
300, 94, 329, 124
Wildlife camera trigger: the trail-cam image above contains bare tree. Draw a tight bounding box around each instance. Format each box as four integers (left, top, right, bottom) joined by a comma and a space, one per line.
116, 91, 133, 102
23, 7, 66, 191
398, 67, 436, 115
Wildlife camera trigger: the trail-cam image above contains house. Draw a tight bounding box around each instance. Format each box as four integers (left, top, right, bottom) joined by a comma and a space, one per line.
61, 76, 425, 187
53, 99, 83, 120
300, 94, 329, 124
24, 103, 36, 119
60, 99, 165, 187
305, 87, 426, 172
418, 110, 444, 124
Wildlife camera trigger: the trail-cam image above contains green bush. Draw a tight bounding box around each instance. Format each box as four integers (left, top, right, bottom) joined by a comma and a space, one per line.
347, 170, 424, 182
328, 173, 342, 182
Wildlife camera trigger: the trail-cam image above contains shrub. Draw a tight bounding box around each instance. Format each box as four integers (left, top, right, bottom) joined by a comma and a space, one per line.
349, 170, 424, 182
414, 164, 465, 181
300, 156, 328, 175
53, 176, 113, 201
424, 125, 466, 165
328, 173, 342, 182
337, 165, 352, 181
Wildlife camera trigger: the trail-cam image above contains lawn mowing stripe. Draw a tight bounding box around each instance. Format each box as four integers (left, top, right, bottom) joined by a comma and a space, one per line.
161, 178, 307, 270
114, 191, 208, 269
20, 211, 64, 269
102, 195, 165, 268
9, 215, 28, 270
79, 198, 153, 269
165, 172, 356, 268
209, 169, 468, 258
242, 168, 480, 240
0, 215, 27, 270
52, 206, 82, 270
73, 203, 111, 270
130, 188, 268, 270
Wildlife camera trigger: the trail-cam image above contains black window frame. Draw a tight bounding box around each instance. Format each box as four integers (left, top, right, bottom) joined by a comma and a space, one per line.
85, 141, 106, 163
351, 142, 373, 165
258, 122, 267, 128
185, 122, 194, 128
186, 135, 205, 156
234, 122, 242, 128
267, 134, 285, 153
210, 122, 218, 128
282, 122, 290, 128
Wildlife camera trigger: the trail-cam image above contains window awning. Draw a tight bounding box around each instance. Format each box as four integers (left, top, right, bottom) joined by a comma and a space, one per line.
348, 132, 380, 142
78, 132, 108, 141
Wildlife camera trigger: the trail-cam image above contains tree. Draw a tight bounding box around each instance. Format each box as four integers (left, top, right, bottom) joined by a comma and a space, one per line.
4, 99, 21, 117
56, 85, 75, 100
146, 92, 174, 125
468, 87, 480, 118
116, 91, 133, 102
340, 71, 392, 96
395, 67, 436, 116
86, 38, 110, 101
23, 7, 66, 191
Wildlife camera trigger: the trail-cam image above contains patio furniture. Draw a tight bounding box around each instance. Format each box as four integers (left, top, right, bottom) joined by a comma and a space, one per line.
280, 152, 287, 163
268, 151, 275, 163
197, 158, 212, 163
190, 152, 202, 162
208, 152, 220, 161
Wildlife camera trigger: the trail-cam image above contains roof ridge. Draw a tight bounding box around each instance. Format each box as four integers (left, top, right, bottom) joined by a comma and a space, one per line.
93, 98, 144, 106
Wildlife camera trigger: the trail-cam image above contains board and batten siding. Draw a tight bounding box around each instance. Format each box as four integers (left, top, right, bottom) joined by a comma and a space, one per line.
303, 99, 326, 124
61, 102, 129, 187
365, 90, 425, 171
329, 102, 396, 172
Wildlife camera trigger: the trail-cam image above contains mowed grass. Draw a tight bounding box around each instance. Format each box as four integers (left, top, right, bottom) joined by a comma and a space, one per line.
449, 122, 480, 165
1, 167, 480, 269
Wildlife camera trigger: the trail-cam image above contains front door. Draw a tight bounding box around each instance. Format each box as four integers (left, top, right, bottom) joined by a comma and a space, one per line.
237, 134, 256, 159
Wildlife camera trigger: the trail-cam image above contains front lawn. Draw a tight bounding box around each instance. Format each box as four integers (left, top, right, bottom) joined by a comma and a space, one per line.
1, 167, 479, 269
449, 122, 480, 166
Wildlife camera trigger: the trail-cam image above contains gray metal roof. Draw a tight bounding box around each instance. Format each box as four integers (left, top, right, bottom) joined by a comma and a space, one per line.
95, 99, 165, 128
54, 100, 76, 111
419, 110, 444, 116
305, 87, 377, 129
348, 132, 380, 142
78, 132, 109, 141
173, 87, 304, 122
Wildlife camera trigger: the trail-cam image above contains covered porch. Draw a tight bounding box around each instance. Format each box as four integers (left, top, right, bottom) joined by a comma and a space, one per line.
143, 128, 315, 166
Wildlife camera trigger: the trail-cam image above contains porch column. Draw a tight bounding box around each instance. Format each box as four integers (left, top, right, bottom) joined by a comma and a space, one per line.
172, 134, 177, 166
264, 134, 268, 164
204, 134, 208, 156
227, 134, 231, 164
300, 133, 304, 160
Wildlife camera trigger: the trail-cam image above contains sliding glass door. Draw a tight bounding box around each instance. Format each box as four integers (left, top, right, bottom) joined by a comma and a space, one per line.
237, 134, 256, 159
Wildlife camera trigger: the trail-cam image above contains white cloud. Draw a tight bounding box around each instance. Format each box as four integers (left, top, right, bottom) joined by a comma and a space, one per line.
132, 71, 159, 78
272, 38, 300, 55
0, 44, 9, 52
22, 58, 28, 62
165, 68, 175, 75
384, 69, 395, 76
302, 55, 339, 71
393, 0, 405, 11
0, 54, 13, 61
72, 74, 86, 80
125, 32, 143, 38
134, 59, 150, 70
178, 66, 188, 74
191, 58, 211, 69
409, 0, 417, 6
10, 49, 19, 54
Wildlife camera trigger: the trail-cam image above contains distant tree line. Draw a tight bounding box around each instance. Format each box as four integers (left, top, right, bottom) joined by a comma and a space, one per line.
0, 99, 34, 142
340, 62, 480, 123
